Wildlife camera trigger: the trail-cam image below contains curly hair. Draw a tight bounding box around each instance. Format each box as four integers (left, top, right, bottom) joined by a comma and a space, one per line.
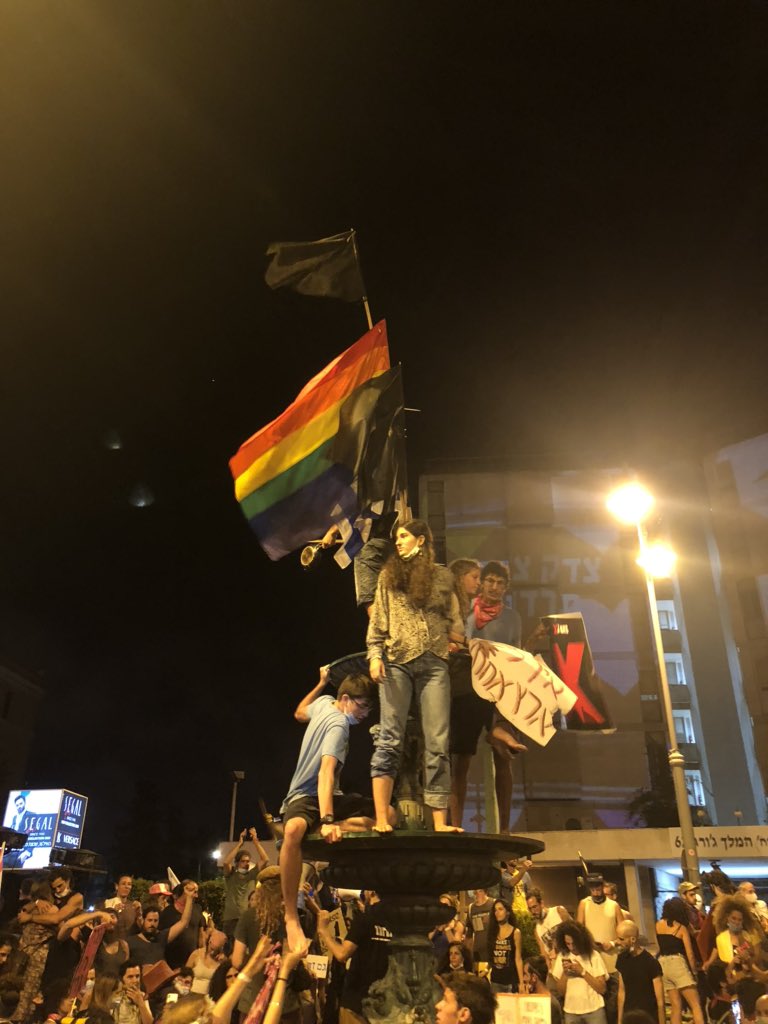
713, 895, 759, 937
661, 897, 692, 929
251, 880, 283, 940
380, 519, 436, 609
553, 920, 596, 958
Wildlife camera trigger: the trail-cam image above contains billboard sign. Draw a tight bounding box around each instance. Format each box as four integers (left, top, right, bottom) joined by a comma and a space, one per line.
3, 789, 88, 870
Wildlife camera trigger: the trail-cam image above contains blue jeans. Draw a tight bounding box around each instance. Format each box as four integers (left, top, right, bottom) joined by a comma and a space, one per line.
565, 1011, 607, 1024
370, 651, 451, 809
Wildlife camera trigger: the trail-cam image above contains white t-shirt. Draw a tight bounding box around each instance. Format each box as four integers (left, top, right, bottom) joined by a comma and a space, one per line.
536, 906, 565, 955
551, 951, 608, 1014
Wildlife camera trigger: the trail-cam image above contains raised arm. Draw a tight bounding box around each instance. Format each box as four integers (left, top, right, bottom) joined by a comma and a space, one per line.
57, 909, 111, 942
316, 910, 358, 963
223, 829, 248, 876
294, 666, 330, 723
167, 882, 197, 943
211, 935, 272, 1024
262, 942, 309, 1024
248, 828, 269, 869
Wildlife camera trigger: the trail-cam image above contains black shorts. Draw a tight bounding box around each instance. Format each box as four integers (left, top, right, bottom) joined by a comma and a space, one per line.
450, 692, 494, 756
282, 792, 376, 833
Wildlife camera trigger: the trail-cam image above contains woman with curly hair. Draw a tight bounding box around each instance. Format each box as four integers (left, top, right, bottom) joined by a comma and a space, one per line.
367, 519, 465, 832
712, 896, 763, 968
486, 899, 523, 995
655, 897, 705, 1024
551, 921, 609, 1024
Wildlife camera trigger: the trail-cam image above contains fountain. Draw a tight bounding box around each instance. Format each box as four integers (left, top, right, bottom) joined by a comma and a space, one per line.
304, 830, 544, 1022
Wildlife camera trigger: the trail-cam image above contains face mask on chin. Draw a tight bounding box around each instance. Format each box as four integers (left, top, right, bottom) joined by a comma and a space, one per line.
591, 893, 606, 905
728, 922, 743, 933
174, 981, 191, 995
399, 544, 422, 561
237, 867, 250, 874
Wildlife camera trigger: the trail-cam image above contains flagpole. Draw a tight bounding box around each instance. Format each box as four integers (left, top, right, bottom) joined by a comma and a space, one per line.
350, 230, 373, 331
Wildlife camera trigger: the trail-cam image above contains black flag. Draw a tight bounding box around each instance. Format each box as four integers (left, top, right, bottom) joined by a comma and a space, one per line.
264, 230, 366, 303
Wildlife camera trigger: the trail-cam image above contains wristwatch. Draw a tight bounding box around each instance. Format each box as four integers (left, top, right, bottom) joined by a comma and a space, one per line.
321, 814, 334, 825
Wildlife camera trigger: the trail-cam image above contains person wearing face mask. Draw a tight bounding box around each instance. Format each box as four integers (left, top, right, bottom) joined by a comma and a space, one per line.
221, 829, 270, 938
367, 519, 465, 834
279, 666, 389, 953
577, 874, 623, 974
615, 922, 664, 1024
739, 884, 768, 934
712, 897, 763, 972
655, 898, 705, 1024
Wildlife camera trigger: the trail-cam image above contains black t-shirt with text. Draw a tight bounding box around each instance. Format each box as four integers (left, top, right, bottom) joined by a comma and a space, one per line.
342, 904, 392, 1014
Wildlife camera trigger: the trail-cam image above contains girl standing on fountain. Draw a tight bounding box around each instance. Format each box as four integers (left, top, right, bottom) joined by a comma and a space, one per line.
367, 519, 465, 832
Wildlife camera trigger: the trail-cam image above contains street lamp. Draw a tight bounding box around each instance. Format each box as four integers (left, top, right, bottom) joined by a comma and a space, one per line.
607, 482, 700, 885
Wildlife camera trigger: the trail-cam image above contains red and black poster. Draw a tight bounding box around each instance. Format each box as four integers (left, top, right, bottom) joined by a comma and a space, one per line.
539, 612, 615, 732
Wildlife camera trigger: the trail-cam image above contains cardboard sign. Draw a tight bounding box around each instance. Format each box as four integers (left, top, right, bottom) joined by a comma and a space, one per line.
305, 955, 330, 979
495, 994, 551, 1024
470, 639, 576, 746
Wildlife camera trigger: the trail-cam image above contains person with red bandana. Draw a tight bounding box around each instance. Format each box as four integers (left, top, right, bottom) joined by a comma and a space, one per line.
459, 561, 527, 832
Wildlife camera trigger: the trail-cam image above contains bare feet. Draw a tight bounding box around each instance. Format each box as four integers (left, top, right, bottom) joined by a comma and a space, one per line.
284, 918, 307, 954
373, 820, 394, 833
435, 823, 464, 833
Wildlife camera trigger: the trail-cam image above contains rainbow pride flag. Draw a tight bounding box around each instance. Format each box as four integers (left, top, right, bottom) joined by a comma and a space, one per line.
229, 321, 390, 560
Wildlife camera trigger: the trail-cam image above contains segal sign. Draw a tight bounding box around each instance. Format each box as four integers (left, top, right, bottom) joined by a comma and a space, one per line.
3, 789, 88, 870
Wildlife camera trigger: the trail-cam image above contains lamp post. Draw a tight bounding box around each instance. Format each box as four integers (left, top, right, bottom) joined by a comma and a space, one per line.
607, 483, 700, 884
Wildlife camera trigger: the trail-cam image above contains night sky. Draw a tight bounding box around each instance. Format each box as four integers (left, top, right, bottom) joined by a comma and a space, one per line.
1, 1, 767, 875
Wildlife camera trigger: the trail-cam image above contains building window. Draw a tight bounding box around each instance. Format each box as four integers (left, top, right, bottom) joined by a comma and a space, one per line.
685, 770, 706, 807
665, 654, 686, 685
657, 600, 678, 630
673, 710, 695, 744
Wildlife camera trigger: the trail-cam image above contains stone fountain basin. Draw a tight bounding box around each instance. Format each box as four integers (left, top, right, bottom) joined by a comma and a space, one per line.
303, 832, 545, 934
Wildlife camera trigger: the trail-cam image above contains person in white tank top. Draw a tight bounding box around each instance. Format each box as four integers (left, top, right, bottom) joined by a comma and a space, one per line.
577, 874, 623, 973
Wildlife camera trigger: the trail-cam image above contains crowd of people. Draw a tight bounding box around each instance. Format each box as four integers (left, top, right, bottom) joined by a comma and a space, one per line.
2, 856, 768, 1024
3, 521, 768, 1024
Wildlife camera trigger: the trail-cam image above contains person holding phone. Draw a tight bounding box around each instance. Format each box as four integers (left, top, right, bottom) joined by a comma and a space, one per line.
551, 921, 609, 1024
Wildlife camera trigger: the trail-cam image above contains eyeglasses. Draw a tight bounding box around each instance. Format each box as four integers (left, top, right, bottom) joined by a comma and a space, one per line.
350, 698, 372, 712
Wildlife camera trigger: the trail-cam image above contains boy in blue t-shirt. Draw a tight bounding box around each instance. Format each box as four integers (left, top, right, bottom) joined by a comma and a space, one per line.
279, 666, 389, 953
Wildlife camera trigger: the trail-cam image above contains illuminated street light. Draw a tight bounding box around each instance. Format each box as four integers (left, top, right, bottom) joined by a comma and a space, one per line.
606, 481, 654, 525
211, 849, 220, 859
637, 542, 677, 579
608, 482, 700, 884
